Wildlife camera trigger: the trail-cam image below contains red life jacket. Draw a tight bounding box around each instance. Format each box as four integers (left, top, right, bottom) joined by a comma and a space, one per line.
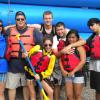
91, 35, 100, 59
30, 51, 50, 73
57, 39, 65, 51
6, 26, 35, 59
61, 48, 80, 71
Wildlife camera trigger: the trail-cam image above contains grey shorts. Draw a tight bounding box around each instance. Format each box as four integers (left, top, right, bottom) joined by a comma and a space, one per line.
53, 60, 62, 85
65, 75, 84, 84
6, 72, 27, 89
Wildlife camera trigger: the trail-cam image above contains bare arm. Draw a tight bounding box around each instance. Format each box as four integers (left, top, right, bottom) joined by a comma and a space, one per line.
60, 38, 86, 55
27, 24, 41, 30
4, 25, 15, 31
70, 38, 86, 48
5, 24, 41, 31
52, 48, 62, 58
52, 35, 62, 57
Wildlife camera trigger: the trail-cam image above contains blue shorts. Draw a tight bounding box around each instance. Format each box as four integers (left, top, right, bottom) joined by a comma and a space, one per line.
0, 73, 7, 82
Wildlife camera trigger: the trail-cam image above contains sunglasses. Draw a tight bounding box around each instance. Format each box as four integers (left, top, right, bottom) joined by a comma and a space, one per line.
44, 44, 52, 47
16, 18, 25, 21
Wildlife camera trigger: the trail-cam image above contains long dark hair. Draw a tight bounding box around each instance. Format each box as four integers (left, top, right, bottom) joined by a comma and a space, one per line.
0, 20, 5, 34
66, 29, 80, 44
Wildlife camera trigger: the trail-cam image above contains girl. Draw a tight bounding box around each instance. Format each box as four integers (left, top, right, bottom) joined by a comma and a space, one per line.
60, 29, 86, 100
0, 20, 8, 100
25, 36, 56, 100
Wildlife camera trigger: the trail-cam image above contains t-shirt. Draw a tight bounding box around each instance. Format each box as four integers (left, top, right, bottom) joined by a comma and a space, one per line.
52, 35, 66, 49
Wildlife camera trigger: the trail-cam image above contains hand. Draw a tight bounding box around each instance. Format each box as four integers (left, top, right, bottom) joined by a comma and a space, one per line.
61, 45, 74, 54
68, 71, 75, 77
34, 74, 40, 80
24, 52, 28, 57
62, 70, 69, 77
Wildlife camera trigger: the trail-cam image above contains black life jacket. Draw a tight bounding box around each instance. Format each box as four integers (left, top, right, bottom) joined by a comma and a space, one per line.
86, 33, 95, 57
40, 23, 55, 38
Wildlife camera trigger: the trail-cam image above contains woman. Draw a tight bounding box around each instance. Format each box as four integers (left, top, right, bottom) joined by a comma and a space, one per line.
0, 20, 8, 100
25, 36, 56, 100
60, 29, 86, 100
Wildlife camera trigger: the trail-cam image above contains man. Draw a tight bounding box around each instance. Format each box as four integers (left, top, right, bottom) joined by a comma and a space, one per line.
87, 18, 100, 100
31, 10, 55, 37
5, 11, 43, 100
52, 22, 86, 100
5, 10, 55, 38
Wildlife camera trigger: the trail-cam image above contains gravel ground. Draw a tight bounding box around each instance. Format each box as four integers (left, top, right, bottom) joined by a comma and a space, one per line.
5, 78, 95, 100
60, 79, 95, 100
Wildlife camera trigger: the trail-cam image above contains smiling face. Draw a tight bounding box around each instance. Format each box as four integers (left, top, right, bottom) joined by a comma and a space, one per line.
56, 25, 65, 37
44, 39, 53, 52
16, 15, 26, 29
68, 33, 78, 44
43, 14, 53, 26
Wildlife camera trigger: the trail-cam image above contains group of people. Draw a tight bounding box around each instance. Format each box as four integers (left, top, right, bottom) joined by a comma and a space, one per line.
0, 10, 100, 100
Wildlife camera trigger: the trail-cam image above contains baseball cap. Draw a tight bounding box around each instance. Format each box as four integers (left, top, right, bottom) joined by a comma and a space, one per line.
15, 11, 26, 19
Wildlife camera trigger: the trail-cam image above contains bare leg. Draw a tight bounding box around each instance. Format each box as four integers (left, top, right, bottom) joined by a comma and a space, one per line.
0, 82, 6, 100
74, 83, 84, 100
96, 92, 100, 100
23, 86, 30, 100
27, 80, 36, 100
8, 89, 16, 100
65, 81, 74, 100
42, 80, 53, 100
54, 85, 60, 100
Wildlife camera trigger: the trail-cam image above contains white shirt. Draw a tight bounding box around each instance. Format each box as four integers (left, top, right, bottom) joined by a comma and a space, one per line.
52, 35, 66, 49
89, 60, 100, 72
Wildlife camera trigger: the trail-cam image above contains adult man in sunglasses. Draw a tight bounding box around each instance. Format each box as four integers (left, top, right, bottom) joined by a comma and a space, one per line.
5, 11, 43, 100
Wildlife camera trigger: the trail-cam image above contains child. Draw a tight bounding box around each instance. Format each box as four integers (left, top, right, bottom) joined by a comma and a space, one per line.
60, 29, 86, 100
25, 36, 56, 100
